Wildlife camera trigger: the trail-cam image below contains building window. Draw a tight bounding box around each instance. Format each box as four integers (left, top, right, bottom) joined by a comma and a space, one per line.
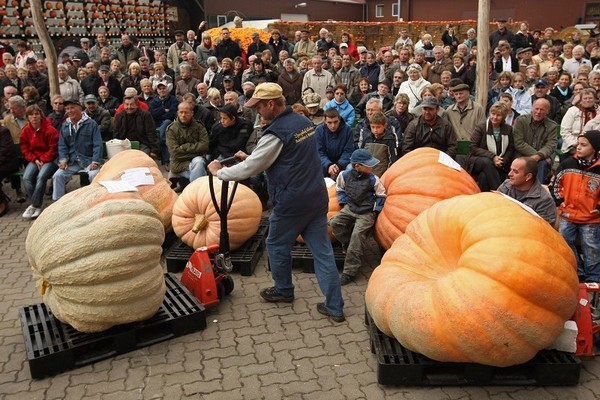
217, 15, 227, 26
392, 3, 399, 17
375, 4, 384, 18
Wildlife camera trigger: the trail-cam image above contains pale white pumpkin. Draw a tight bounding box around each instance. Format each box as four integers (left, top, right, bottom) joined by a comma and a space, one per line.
25, 184, 166, 333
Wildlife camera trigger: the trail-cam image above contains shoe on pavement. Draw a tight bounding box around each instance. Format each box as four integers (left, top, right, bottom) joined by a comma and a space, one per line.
16, 190, 26, 203
317, 302, 345, 323
340, 273, 355, 286
22, 205, 36, 218
260, 286, 294, 303
31, 207, 42, 218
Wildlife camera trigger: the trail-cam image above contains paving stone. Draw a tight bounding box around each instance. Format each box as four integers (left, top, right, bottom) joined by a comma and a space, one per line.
2, 178, 600, 399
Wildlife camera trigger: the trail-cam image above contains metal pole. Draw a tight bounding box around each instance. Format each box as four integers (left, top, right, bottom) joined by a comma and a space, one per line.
476, 0, 490, 108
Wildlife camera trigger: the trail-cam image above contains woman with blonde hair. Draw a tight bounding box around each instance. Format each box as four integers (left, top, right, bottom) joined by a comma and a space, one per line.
121, 61, 143, 93
110, 59, 124, 85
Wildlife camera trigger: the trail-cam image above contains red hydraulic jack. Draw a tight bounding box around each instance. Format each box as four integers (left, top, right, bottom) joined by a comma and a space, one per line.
181, 157, 238, 308
572, 282, 600, 359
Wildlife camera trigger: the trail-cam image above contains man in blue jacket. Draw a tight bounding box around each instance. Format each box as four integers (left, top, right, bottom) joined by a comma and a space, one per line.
52, 99, 102, 200
150, 81, 179, 164
316, 108, 354, 179
208, 83, 345, 323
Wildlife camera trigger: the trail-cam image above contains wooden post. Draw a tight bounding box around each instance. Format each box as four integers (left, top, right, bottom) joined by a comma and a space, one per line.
30, 0, 59, 98
476, 0, 490, 108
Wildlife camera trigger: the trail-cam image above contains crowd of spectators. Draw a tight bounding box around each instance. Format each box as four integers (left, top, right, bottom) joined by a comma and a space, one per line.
0, 20, 598, 282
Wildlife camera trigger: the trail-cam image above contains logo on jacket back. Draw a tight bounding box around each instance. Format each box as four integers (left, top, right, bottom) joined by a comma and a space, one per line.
294, 126, 315, 143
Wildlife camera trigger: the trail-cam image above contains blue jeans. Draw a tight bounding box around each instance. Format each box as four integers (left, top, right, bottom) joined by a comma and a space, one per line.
267, 206, 344, 316
177, 156, 207, 182
52, 162, 99, 201
537, 159, 550, 184
23, 162, 58, 208
559, 219, 600, 282
157, 119, 173, 163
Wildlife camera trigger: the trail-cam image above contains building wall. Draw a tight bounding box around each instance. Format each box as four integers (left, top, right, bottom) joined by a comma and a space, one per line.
367, 0, 587, 31
205, 1, 364, 24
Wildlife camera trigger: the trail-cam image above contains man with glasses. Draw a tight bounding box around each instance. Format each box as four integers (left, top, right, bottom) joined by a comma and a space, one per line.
48, 94, 66, 131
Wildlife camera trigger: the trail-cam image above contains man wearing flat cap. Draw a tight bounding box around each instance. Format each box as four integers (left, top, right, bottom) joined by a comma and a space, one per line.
24, 57, 49, 103
167, 29, 193, 75
445, 82, 485, 141
73, 37, 91, 65
293, 28, 317, 59
516, 47, 534, 74
402, 97, 457, 158
489, 18, 515, 51
207, 82, 345, 323
83, 94, 112, 140
52, 99, 103, 200
248, 32, 268, 58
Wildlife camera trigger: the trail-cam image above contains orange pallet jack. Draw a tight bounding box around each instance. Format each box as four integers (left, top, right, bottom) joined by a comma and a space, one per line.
181, 157, 238, 308
572, 282, 600, 359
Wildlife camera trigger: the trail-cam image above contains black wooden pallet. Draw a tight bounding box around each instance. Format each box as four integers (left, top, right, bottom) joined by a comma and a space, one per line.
366, 311, 581, 386
20, 273, 206, 379
291, 243, 345, 273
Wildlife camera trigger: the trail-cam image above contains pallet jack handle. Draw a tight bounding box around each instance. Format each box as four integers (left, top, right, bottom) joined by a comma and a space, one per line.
208, 156, 239, 273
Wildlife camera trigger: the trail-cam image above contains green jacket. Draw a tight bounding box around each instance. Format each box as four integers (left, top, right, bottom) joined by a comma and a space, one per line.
166, 117, 209, 174
512, 114, 558, 160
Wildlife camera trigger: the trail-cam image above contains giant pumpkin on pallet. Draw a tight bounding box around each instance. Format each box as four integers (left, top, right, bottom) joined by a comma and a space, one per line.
26, 184, 166, 333
375, 147, 480, 249
172, 176, 263, 250
366, 193, 579, 367
92, 149, 178, 230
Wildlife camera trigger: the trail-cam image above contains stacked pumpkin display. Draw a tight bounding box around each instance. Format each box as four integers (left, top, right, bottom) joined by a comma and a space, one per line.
365, 148, 579, 367
26, 150, 178, 333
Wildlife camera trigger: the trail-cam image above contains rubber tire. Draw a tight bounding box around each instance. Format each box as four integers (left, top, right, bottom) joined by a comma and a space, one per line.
223, 275, 234, 295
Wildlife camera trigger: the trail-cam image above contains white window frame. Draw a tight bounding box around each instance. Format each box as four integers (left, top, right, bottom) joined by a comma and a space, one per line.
217, 15, 227, 26
392, 3, 399, 17
375, 4, 384, 18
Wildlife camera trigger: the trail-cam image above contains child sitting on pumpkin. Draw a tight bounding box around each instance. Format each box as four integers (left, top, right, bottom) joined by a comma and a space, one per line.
329, 148, 386, 285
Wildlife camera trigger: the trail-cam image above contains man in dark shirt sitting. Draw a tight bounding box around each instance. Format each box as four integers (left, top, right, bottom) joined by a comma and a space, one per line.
114, 95, 159, 157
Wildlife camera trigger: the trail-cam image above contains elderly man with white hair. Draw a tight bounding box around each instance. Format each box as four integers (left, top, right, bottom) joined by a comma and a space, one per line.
57, 63, 84, 104
563, 45, 592, 78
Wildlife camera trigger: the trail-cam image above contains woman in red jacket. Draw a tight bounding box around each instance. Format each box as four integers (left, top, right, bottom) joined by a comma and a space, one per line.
19, 104, 59, 219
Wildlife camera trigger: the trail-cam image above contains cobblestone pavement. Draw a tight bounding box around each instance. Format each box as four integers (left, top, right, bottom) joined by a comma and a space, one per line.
1, 180, 600, 400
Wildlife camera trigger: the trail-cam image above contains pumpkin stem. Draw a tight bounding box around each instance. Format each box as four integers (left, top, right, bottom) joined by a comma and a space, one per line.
40, 280, 50, 295
192, 214, 208, 233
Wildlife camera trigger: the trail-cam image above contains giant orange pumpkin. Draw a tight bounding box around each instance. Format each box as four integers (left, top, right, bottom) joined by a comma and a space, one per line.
375, 147, 480, 249
172, 176, 263, 250
93, 150, 178, 230
26, 184, 166, 333
366, 192, 579, 367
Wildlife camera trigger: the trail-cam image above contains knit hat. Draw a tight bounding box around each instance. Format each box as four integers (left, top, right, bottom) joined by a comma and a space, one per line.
303, 92, 321, 108
581, 130, 600, 153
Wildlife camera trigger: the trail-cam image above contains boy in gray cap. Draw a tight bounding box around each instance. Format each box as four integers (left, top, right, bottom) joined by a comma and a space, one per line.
330, 148, 386, 285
